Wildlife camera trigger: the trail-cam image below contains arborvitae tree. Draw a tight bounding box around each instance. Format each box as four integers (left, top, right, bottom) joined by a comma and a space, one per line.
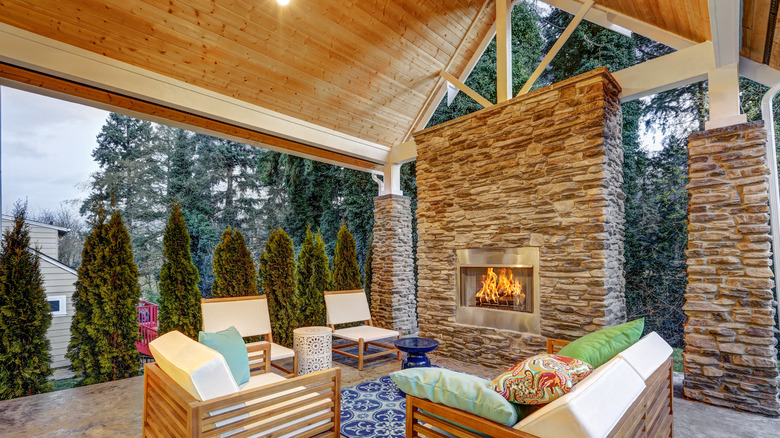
67, 208, 141, 385
364, 235, 373, 304
260, 228, 298, 347
0, 207, 53, 399
332, 224, 362, 291
159, 201, 202, 339
211, 228, 257, 298
296, 227, 330, 327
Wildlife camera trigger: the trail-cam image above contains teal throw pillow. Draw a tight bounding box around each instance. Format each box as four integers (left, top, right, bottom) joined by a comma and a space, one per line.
198, 326, 250, 386
558, 318, 645, 369
390, 368, 521, 426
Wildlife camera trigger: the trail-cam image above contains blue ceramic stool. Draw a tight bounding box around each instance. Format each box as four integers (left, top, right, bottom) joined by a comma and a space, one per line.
394, 337, 440, 369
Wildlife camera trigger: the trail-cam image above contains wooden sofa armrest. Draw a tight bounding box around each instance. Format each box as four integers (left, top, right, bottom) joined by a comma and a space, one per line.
546, 338, 570, 354
247, 342, 272, 376
406, 394, 538, 438
143, 363, 341, 438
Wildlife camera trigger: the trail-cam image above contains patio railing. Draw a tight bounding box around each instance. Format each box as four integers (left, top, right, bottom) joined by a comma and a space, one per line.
136, 300, 158, 357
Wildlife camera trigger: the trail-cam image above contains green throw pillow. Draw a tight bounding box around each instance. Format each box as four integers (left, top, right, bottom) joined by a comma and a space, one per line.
558, 318, 645, 369
198, 326, 250, 386
390, 368, 523, 426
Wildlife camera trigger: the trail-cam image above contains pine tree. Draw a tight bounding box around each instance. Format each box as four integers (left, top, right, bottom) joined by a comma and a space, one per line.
0, 207, 53, 399
67, 208, 141, 385
296, 227, 330, 327
260, 228, 298, 347
211, 228, 257, 298
159, 201, 202, 339
332, 224, 362, 291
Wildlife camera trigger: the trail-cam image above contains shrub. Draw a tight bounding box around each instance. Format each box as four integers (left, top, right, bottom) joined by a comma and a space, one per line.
158, 201, 202, 339
296, 226, 330, 327
211, 227, 257, 298
260, 228, 298, 347
0, 207, 53, 399
332, 224, 362, 291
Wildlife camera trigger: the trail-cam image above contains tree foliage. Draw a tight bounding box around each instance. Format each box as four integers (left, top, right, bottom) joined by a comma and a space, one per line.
0, 206, 52, 399
332, 225, 362, 291
159, 200, 202, 339
260, 228, 298, 347
67, 207, 141, 385
295, 227, 330, 327
211, 228, 257, 298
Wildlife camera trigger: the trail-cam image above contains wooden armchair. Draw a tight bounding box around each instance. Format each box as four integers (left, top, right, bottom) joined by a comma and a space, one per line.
143, 331, 340, 437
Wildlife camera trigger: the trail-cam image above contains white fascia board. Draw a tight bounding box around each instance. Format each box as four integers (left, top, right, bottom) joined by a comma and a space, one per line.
613, 42, 715, 102
740, 57, 780, 87
542, 0, 696, 50
0, 23, 389, 165
708, 0, 741, 68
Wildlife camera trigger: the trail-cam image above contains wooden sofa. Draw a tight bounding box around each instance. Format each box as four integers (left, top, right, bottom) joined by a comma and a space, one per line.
142, 331, 341, 437
405, 333, 673, 438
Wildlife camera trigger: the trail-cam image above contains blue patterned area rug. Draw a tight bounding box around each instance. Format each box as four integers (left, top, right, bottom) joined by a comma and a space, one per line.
340, 373, 407, 438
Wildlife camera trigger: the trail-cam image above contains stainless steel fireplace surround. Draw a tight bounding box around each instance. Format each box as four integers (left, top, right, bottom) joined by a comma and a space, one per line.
455, 247, 541, 333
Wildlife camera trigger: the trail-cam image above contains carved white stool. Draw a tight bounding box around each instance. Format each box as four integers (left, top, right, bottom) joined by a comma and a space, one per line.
293, 326, 332, 375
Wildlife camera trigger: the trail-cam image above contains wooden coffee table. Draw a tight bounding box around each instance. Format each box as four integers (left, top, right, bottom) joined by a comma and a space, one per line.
394, 337, 439, 369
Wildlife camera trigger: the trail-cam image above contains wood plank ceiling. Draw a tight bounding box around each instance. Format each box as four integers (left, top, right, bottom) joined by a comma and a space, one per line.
0, 0, 496, 149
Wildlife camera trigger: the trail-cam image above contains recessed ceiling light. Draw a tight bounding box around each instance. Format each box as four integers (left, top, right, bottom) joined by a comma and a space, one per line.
277, 0, 289, 5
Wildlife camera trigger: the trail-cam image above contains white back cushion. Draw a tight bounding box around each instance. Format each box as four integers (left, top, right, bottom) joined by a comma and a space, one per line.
617, 331, 673, 381
202, 297, 272, 337
514, 356, 645, 438
149, 331, 239, 401
325, 292, 371, 325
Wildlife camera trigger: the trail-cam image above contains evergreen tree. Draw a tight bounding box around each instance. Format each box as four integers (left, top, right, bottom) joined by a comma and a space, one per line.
0, 207, 52, 399
260, 228, 298, 347
158, 201, 202, 339
332, 224, 362, 291
67, 208, 141, 384
364, 235, 373, 303
211, 228, 257, 298
296, 227, 330, 327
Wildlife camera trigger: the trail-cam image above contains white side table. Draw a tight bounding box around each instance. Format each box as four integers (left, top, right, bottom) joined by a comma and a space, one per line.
293, 326, 332, 375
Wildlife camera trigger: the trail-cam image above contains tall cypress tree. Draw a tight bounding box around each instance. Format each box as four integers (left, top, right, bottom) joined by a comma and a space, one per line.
296, 227, 330, 327
332, 224, 362, 291
211, 227, 257, 298
159, 201, 202, 339
0, 207, 53, 399
68, 208, 141, 385
260, 228, 298, 347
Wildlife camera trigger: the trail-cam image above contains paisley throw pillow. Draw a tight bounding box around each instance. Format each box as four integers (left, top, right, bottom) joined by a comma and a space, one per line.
491, 354, 593, 404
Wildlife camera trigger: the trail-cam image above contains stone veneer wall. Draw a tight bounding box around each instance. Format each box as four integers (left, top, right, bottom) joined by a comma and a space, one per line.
413, 68, 627, 368
371, 194, 417, 334
683, 121, 780, 416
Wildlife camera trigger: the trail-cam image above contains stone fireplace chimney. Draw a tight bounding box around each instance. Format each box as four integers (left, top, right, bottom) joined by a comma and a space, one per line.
413, 68, 626, 368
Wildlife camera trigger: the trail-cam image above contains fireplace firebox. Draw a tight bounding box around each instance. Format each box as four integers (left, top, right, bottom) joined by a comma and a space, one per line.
455, 247, 540, 333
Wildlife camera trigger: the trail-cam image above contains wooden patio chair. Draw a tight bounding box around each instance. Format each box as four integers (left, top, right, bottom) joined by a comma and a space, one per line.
324, 289, 400, 371
201, 295, 298, 377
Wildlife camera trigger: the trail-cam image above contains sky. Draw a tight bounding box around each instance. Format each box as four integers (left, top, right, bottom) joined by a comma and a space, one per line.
1, 86, 107, 216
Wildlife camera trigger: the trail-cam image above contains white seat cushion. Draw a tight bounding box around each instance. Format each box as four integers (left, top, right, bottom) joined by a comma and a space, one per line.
617, 332, 673, 381
247, 341, 297, 361
514, 356, 645, 438
325, 292, 371, 325
149, 331, 239, 401
201, 297, 273, 338
333, 325, 399, 342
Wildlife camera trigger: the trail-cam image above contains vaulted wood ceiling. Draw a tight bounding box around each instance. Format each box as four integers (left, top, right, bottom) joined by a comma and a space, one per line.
0, 0, 779, 164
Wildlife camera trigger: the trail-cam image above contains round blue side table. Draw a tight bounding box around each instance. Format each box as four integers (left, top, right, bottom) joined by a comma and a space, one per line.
394, 337, 440, 369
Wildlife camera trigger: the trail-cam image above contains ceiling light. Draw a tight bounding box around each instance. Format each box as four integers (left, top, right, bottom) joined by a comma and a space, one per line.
277, 0, 289, 5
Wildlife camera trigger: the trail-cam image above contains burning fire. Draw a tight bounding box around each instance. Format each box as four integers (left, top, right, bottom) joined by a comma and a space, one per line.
476, 268, 525, 307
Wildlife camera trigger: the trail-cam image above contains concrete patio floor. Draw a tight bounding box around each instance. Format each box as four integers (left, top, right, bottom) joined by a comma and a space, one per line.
1, 353, 778, 438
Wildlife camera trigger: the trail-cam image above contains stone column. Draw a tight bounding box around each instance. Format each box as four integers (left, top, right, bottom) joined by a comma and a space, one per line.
371, 194, 417, 334
684, 121, 780, 416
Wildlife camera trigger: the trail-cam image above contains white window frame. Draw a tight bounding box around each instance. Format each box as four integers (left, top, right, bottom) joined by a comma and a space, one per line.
48, 295, 67, 317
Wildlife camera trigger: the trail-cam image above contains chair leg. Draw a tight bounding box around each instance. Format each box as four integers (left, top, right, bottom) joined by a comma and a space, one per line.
359, 338, 365, 371
292, 352, 299, 377
397, 334, 402, 360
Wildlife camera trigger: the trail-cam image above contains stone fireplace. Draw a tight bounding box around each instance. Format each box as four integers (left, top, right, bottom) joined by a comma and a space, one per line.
413, 68, 627, 368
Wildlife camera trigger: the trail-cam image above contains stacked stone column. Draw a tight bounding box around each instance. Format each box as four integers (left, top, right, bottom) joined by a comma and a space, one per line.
684, 121, 780, 416
371, 194, 417, 334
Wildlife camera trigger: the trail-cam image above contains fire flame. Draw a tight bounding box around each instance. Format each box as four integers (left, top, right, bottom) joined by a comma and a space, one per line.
476, 268, 525, 306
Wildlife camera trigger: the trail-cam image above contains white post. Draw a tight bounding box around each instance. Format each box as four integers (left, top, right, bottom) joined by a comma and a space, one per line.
382, 163, 403, 196
760, 86, 780, 330
705, 65, 747, 130
496, 0, 511, 103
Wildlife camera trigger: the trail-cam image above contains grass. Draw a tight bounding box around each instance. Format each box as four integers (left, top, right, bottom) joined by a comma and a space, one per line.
671, 347, 683, 372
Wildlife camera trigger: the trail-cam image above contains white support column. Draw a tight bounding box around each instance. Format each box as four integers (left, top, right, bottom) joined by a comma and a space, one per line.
705, 0, 746, 130
382, 163, 403, 196
496, 0, 512, 103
